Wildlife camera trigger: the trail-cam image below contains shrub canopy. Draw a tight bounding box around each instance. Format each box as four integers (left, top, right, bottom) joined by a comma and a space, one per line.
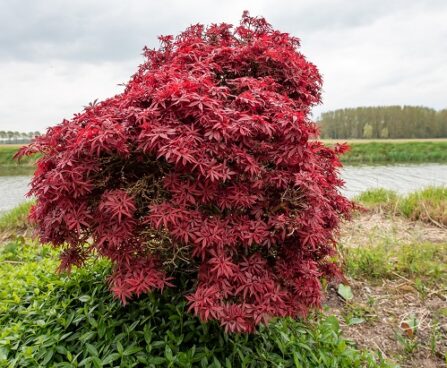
18, 12, 351, 333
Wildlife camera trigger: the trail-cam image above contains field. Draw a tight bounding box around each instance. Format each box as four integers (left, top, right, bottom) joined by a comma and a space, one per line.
337, 141, 447, 164
0, 145, 36, 173
0, 188, 446, 367
321, 138, 447, 144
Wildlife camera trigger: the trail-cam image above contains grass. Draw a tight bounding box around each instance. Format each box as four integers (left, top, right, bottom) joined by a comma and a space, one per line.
0, 201, 34, 235
399, 187, 447, 226
355, 188, 399, 207
0, 238, 393, 368
340, 241, 447, 287
339, 141, 447, 164
0, 145, 36, 176
355, 186, 447, 226
334, 196, 447, 366
321, 138, 447, 144
0, 145, 36, 167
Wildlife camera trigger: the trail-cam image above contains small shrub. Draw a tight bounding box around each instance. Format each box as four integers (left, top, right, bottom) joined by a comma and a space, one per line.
17, 13, 351, 332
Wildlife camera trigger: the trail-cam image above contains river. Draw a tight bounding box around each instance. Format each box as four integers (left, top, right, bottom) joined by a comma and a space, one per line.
1, 163, 446, 212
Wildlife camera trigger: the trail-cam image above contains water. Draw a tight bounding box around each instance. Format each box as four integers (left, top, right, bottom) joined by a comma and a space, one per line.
0, 175, 31, 212
340, 163, 447, 197
0, 164, 446, 212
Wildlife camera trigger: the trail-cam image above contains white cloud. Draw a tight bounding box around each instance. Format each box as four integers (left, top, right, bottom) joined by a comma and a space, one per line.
0, 60, 137, 132
0, 0, 446, 131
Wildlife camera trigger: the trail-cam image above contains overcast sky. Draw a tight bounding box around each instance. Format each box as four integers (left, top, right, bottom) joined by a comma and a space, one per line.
1, 0, 446, 132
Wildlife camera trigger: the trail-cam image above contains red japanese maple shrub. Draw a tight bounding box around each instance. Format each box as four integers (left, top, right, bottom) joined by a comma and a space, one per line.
17, 12, 352, 333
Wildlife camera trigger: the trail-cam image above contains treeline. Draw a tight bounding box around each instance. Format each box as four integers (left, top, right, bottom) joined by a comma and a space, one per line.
319, 106, 447, 139
0, 131, 41, 144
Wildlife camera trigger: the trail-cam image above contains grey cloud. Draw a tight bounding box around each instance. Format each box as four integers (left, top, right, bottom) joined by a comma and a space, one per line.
1, 0, 446, 132
3, 0, 446, 63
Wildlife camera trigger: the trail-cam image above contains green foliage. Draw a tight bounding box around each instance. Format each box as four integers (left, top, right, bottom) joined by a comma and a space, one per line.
0, 239, 393, 368
337, 284, 354, 301
341, 142, 447, 164
0, 201, 33, 233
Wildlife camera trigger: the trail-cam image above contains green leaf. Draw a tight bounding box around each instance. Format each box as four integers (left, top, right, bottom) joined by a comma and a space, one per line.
42, 350, 54, 365
80, 331, 96, 342
116, 341, 123, 355
86, 343, 99, 357
147, 357, 166, 365
78, 295, 91, 303
213, 356, 222, 367
348, 317, 365, 326
337, 284, 354, 301
165, 345, 173, 361
293, 351, 303, 368
102, 353, 120, 365
123, 345, 141, 356
92, 356, 103, 368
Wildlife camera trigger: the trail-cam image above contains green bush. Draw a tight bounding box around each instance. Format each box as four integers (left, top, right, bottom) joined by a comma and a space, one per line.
0, 239, 393, 368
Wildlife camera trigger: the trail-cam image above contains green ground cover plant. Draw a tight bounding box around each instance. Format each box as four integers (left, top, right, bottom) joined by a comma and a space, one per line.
0, 238, 392, 368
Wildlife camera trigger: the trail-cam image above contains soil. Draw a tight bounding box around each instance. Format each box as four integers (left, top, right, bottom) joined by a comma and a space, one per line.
326, 212, 447, 367
339, 211, 447, 248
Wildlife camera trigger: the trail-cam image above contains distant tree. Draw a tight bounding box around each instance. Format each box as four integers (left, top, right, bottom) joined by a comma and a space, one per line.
319, 105, 447, 139
362, 123, 373, 139
380, 127, 389, 139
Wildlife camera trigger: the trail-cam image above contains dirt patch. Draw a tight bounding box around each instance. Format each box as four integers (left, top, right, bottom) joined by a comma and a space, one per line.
339, 211, 447, 248
324, 279, 447, 367
327, 211, 447, 367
